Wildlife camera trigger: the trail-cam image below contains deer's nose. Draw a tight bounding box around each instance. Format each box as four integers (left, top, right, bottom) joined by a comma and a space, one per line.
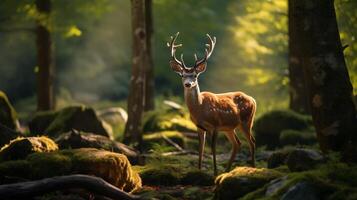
184, 83, 191, 87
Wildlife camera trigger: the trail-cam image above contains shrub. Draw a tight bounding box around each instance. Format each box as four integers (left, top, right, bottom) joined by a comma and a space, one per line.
279, 129, 316, 146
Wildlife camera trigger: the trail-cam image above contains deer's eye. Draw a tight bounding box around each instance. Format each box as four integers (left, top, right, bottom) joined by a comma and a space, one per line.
194, 75, 197, 78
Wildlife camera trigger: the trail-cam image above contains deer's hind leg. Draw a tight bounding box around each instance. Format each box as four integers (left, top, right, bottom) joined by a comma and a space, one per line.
224, 130, 241, 172
239, 123, 256, 167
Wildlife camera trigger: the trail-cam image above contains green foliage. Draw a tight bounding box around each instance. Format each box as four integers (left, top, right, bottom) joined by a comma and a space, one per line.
254, 109, 312, 149
335, 0, 357, 95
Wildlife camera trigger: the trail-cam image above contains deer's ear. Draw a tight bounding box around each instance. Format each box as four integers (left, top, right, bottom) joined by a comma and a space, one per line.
195, 61, 207, 74
170, 60, 183, 74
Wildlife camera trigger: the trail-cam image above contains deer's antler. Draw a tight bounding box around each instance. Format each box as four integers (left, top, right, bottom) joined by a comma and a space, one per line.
167, 32, 188, 69
195, 34, 216, 66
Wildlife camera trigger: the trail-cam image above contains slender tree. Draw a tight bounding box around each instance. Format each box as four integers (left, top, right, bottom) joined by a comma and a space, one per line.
35, 0, 54, 111
289, 0, 357, 152
144, 0, 155, 111
123, 0, 146, 149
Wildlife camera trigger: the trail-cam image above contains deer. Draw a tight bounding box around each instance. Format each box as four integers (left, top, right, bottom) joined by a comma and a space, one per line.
167, 32, 257, 175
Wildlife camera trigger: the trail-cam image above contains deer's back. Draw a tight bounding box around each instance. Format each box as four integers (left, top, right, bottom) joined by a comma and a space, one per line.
192, 91, 255, 131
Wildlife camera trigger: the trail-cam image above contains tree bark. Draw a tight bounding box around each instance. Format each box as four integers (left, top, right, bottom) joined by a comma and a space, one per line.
123, 0, 146, 150
290, 0, 357, 152
288, 1, 310, 114
35, 0, 54, 111
144, 0, 155, 111
0, 174, 140, 200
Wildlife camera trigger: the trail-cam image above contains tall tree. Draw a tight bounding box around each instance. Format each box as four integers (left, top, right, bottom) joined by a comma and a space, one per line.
288, 3, 310, 114
144, 0, 155, 111
123, 0, 146, 149
290, 0, 357, 152
35, 0, 54, 111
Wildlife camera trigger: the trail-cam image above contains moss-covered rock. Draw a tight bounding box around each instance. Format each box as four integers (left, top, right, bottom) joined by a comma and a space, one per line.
143, 131, 186, 152
242, 162, 357, 200
267, 149, 293, 169
28, 110, 58, 134
279, 129, 316, 146
214, 167, 283, 200
287, 148, 325, 172
29, 106, 113, 139
0, 136, 58, 161
0, 148, 141, 192
55, 129, 142, 165
143, 109, 196, 133
254, 109, 312, 149
0, 91, 18, 131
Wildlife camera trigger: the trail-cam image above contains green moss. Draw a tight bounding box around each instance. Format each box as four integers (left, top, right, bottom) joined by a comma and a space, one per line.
143, 109, 196, 133
214, 167, 283, 200
0, 160, 31, 183
0, 91, 18, 130
181, 170, 214, 186
27, 152, 72, 178
136, 164, 182, 186
143, 131, 186, 152
254, 109, 312, 149
279, 129, 316, 146
0, 136, 58, 161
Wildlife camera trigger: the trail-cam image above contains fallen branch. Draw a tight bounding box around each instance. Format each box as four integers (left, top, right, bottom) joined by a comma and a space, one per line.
161, 133, 184, 151
0, 174, 141, 200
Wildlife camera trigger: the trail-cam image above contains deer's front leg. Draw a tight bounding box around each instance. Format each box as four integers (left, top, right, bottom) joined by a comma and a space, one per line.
211, 129, 218, 176
198, 128, 206, 170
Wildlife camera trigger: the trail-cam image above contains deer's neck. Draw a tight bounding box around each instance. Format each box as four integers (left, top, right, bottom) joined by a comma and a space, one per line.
184, 84, 202, 113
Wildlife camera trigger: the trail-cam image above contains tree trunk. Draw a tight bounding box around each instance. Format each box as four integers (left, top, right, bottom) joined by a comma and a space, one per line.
290, 0, 357, 152
123, 0, 146, 150
35, 0, 54, 111
144, 0, 155, 111
288, 2, 310, 114
0, 174, 140, 200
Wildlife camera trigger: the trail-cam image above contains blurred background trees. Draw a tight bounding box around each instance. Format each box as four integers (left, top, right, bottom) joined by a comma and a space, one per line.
0, 0, 356, 118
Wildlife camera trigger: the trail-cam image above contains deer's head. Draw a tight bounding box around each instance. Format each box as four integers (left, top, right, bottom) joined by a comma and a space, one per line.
168, 32, 216, 89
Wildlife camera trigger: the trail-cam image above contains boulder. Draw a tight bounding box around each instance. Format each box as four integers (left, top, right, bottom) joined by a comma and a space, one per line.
181, 170, 214, 186
55, 129, 142, 165
281, 182, 320, 200
254, 109, 311, 149
286, 149, 325, 172
0, 123, 21, 148
0, 91, 19, 130
0, 148, 142, 192
265, 176, 289, 196
267, 149, 293, 169
29, 106, 113, 139
0, 136, 58, 161
214, 167, 282, 200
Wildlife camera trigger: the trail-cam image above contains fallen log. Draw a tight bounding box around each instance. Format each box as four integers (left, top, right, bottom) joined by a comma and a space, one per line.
0, 174, 141, 200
